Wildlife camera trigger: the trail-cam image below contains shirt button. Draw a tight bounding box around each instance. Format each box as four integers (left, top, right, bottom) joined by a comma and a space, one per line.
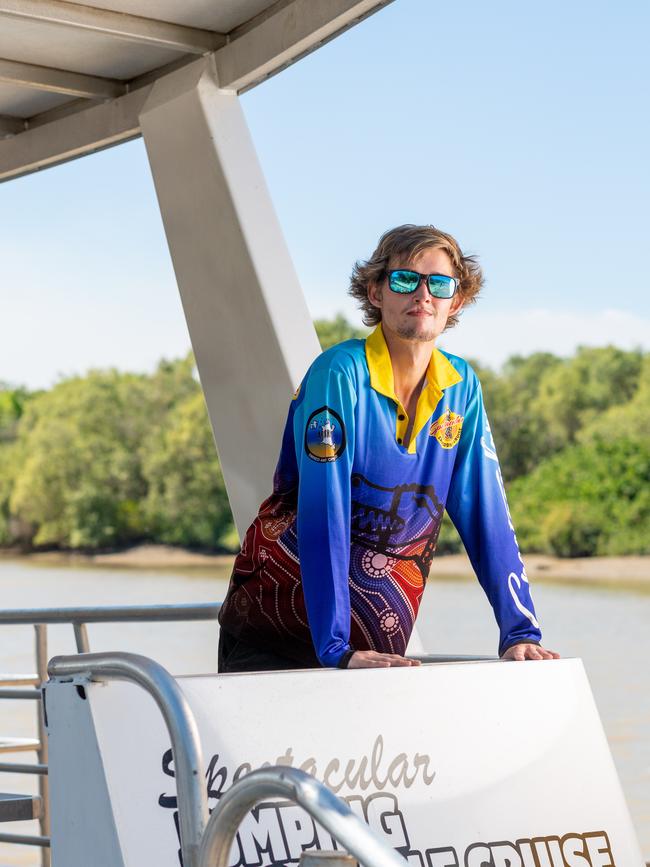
397, 437, 402, 444
398, 414, 405, 420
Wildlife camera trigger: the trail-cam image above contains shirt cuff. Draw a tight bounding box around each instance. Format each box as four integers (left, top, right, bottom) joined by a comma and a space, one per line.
336, 649, 355, 669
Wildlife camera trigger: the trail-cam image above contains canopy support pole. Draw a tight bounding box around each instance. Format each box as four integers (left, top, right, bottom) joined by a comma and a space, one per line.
139, 58, 320, 538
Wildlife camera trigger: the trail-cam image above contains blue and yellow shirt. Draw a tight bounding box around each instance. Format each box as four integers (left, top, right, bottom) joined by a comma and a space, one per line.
218, 324, 542, 667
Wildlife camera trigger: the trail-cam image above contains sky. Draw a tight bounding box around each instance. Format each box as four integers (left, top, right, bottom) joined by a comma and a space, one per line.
1, 0, 649, 389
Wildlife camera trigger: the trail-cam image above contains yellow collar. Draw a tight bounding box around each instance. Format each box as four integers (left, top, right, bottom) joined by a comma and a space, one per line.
365, 323, 463, 454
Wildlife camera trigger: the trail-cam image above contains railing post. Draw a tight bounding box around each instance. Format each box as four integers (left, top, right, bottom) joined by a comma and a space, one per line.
48, 652, 208, 867
72, 623, 90, 654
0, 604, 221, 864
34, 624, 50, 867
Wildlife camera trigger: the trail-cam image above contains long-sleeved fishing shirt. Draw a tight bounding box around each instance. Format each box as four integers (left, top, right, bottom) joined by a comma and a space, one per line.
218, 324, 542, 667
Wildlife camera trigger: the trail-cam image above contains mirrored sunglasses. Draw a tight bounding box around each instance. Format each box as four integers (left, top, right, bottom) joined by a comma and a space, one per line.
387, 269, 458, 299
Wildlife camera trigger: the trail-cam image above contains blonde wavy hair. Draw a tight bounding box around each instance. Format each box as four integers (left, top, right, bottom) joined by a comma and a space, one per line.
349, 224, 484, 331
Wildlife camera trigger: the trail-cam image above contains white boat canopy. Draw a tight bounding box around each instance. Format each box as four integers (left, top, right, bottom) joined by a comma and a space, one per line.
0, 0, 394, 537
0, 0, 393, 179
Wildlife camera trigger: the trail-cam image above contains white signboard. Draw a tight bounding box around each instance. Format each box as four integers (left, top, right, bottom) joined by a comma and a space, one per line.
47, 659, 644, 867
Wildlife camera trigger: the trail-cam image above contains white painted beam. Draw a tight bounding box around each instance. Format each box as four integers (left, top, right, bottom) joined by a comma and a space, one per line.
216, 0, 395, 91
0, 57, 124, 98
139, 58, 322, 537
0, 113, 25, 137
0, 0, 226, 54
0, 80, 151, 180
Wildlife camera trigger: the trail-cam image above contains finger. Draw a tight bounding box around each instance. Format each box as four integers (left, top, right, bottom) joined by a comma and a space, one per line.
512, 646, 526, 661
370, 653, 419, 667
527, 647, 545, 660
349, 652, 420, 669
361, 652, 401, 669
385, 655, 414, 667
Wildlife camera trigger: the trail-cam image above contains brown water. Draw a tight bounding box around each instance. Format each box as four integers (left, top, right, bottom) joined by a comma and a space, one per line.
0, 560, 647, 865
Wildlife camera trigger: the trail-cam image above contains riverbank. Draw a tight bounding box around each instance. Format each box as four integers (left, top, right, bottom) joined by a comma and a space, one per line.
3, 544, 649, 589
429, 552, 650, 588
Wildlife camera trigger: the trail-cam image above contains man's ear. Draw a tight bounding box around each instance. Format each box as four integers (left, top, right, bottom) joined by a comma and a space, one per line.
368, 282, 383, 310
450, 294, 464, 316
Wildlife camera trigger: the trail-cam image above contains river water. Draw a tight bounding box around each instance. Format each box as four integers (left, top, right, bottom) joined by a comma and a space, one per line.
0, 559, 648, 865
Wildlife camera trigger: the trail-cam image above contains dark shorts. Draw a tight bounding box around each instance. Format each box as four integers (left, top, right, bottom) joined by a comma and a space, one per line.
217, 629, 317, 673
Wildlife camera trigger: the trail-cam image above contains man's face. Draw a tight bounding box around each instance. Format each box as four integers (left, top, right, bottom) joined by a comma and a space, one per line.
368, 246, 464, 344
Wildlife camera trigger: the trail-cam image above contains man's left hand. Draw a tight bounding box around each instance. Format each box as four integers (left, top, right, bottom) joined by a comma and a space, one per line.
500, 643, 560, 661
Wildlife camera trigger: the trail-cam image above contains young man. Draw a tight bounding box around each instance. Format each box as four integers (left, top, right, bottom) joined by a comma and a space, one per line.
218, 224, 559, 671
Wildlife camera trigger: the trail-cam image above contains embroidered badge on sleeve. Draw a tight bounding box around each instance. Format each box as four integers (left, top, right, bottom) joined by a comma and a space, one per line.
304, 406, 346, 462
429, 409, 463, 449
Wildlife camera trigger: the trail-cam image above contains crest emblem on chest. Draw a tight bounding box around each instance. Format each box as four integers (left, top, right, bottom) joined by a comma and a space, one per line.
429, 409, 463, 449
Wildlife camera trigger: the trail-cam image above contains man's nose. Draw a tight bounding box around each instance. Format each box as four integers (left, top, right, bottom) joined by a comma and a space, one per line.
413, 276, 430, 301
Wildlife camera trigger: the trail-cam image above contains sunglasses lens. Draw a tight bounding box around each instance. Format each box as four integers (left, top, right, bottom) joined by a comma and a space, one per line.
427, 275, 456, 298
389, 270, 419, 293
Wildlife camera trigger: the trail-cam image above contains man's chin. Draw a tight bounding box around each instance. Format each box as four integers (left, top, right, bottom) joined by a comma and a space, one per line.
395, 323, 437, 342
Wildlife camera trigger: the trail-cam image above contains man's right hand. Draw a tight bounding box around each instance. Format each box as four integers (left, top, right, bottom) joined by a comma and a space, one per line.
347, 650, 421, 668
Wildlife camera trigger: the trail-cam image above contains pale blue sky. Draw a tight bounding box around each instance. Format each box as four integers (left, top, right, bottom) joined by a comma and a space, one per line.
2, 0, 649, 389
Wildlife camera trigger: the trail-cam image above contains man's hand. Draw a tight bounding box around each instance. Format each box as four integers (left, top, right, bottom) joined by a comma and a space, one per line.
347, 650, 421, 669
500, 643, 560, 661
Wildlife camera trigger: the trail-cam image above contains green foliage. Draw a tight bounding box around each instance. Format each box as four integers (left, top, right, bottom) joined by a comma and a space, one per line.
0, 443, 19, 545
314, 314, 367, 350
577, 354, 650, 446
538, 503, 604, 558
141, 391, 232, 548
9, 371, 153, 548
510, 436, 650, 556
0, 385, 33, 443
478, 352, 564, 481
502, 346, 649, 556
478, 347, 645, 483
536, 346, 642, 445
3, 354, 236, 550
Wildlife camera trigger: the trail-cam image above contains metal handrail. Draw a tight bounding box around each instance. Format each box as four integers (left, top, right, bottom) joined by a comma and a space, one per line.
0, 762, 48, 775
0, 831, 50, 847
47, 652, 209, 867
0, 602, 221, 624
0, 603, 221, 865
197, 766, 408, 867
0, 688, 41, 699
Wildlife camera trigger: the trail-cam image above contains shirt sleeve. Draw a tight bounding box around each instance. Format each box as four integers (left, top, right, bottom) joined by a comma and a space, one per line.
445, 375, 543, 656
293, 366, 357, 667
